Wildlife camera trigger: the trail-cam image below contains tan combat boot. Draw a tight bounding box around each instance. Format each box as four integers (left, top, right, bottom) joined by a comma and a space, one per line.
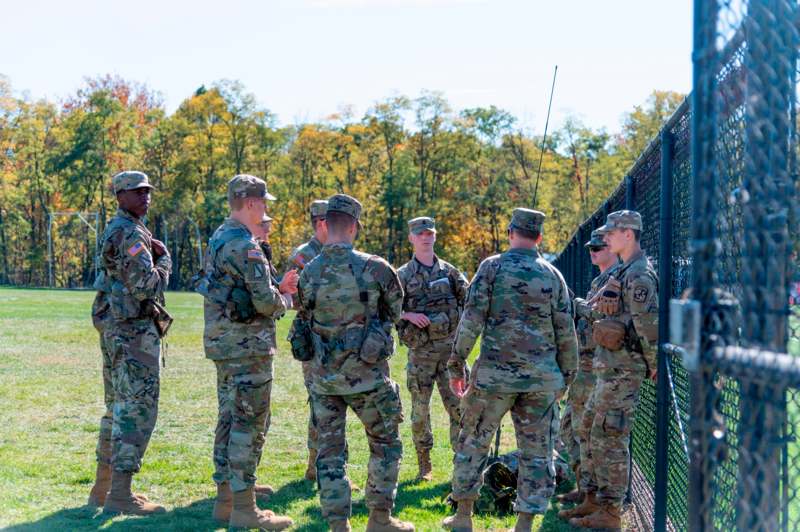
569, 503, 622, 530
255, 483, 275, 500
305, 448, 318, 481
366, 509, 415, 531
87, 462, 112, 507
557, 490, 600, 520
229, 486, 293, 530
514, 512, 535, 532
212, 482, 233, 523
102, 471, 166, 515
556, 488, 583, 504
442, 499, 473, 531
329, 518, 352, 531
416, 449, 432, 481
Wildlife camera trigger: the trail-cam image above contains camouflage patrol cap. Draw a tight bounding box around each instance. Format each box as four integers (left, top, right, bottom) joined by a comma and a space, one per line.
310, 200, 328, 218
408, 216, 436, 235
599, 210, 642, 232
508, 208, 545, 234
584, 228, 608, 248
227, 174, 276, 204
112, 171, 154, 194
326, 194, 362, 221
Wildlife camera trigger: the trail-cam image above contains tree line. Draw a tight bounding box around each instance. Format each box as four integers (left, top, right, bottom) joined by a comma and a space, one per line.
0, 73, 683, 289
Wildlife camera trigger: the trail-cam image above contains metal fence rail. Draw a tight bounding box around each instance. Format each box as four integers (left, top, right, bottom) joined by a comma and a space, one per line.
553, 1, 800, 530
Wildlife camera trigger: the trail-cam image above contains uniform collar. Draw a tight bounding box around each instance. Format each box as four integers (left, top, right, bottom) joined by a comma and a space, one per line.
622, 249, 645, 267
223, 217, 254, 237
324, 242, 353, 254
116, 208, 144, 227
507, 246, 541, 258
412, 254, 440, 273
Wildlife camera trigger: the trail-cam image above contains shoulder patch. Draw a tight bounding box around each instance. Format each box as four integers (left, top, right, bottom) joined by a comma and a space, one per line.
633, 285, 649, 303
128, 242, 145, 257
247, 249, 263, 261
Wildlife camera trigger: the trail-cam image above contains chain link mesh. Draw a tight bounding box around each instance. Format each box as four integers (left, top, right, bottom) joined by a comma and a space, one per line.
553, 1, 799, 529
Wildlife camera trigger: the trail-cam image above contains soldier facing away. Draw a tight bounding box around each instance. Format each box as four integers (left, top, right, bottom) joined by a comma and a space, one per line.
285, 199, 329, 481
97, 171, 172, 515
556, 228, 620, 505
442, 208, 578, 532
290, 194, 414, 532
396, 216, 468, 481
565, 210, 658, 530
199, 174, 297, 530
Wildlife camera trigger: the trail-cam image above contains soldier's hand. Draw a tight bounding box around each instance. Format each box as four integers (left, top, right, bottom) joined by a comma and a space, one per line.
402, 311, 430, 328
449, 377, 467, 398
151, 238, 168, 258
592, 278, 622, 315
280, 269, 299, 295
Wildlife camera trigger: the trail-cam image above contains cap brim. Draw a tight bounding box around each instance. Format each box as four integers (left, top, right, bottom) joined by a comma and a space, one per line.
265, 192, 277, 201
119, 184, 155, 193
410, 228, 436, 235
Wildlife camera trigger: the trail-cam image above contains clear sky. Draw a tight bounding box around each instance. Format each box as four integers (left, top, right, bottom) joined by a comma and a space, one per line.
2, 0, 692, 133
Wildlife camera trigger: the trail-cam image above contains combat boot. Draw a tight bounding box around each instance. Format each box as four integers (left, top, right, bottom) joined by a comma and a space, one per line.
255, 483, 275, 500
442, 499, 473, 531
329, 518, 352, 531
305, 448, 317, 481
229, 486, 293, 530
87, 462, 112, 507
556, 488, 583, 504
102, 471, 166, 515
416, 449, 432, 481
514, 512, 535, 532
366, 509, 415, 531
212, 482, 233, 523
569, 503, 621, 530
558, 490, 599, 520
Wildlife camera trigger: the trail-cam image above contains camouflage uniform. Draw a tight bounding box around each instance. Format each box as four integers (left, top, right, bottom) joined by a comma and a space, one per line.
397, 217, 468, 454
578, 211, 658, 510
560, 229, 620, 482
100, 172, 171, 474
448, 209, 578, 515
292, 195, 406, 523
90, 271, 114, 467
200, 175, 289, 493
286, 199, 327, 455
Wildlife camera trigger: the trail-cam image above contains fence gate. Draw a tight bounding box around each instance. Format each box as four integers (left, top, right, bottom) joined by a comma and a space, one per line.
679, 0, 800, 530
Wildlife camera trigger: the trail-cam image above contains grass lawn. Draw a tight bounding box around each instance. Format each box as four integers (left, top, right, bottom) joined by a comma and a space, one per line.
0, 287, 581, 531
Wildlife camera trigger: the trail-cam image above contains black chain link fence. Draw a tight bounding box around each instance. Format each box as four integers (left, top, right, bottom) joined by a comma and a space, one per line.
553, 1, 800, 530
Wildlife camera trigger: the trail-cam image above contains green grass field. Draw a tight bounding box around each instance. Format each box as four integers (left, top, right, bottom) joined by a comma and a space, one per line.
0, 287, 580, 531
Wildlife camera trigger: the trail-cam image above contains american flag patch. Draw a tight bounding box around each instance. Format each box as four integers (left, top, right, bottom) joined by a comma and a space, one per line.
128, 242, 145, 257
247, 249, 263, 260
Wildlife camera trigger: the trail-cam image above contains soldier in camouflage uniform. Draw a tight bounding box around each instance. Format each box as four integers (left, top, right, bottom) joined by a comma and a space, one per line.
565, 210, 658, 530
98, 171, 172, 515
443, 208, 578, 532
396, 216, 468, 481
291, 194, 414, 532
286, 199, 329, 481
86, 270, 114, 507
556, 228, 620, 505
199, 174, 296, 530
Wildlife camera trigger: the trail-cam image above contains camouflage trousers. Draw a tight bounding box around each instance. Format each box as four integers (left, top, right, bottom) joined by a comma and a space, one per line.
558, 352, 596, 477
452, 388, 559, 514
213, 356, 273, 493
407, 347, 462, 452
303, 361, 320, 451
311, 381, 404, 521
107, 320, 161, 474
578, 367, 644, 508
95, 329, 114, 464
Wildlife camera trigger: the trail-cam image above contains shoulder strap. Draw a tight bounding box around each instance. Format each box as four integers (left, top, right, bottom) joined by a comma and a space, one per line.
485, 256, 502, 313
349, 251, 376, 319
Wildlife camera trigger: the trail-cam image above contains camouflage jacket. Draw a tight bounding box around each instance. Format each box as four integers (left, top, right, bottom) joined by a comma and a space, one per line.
286, 236, 324, 272
448, 247, 578, 393
99, 209, 171, 331
201, 218, 287, 363
293, 243, 403, 395
574, 262, 621, 356
595, 250, 659, 374
396, 255, 468, 352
